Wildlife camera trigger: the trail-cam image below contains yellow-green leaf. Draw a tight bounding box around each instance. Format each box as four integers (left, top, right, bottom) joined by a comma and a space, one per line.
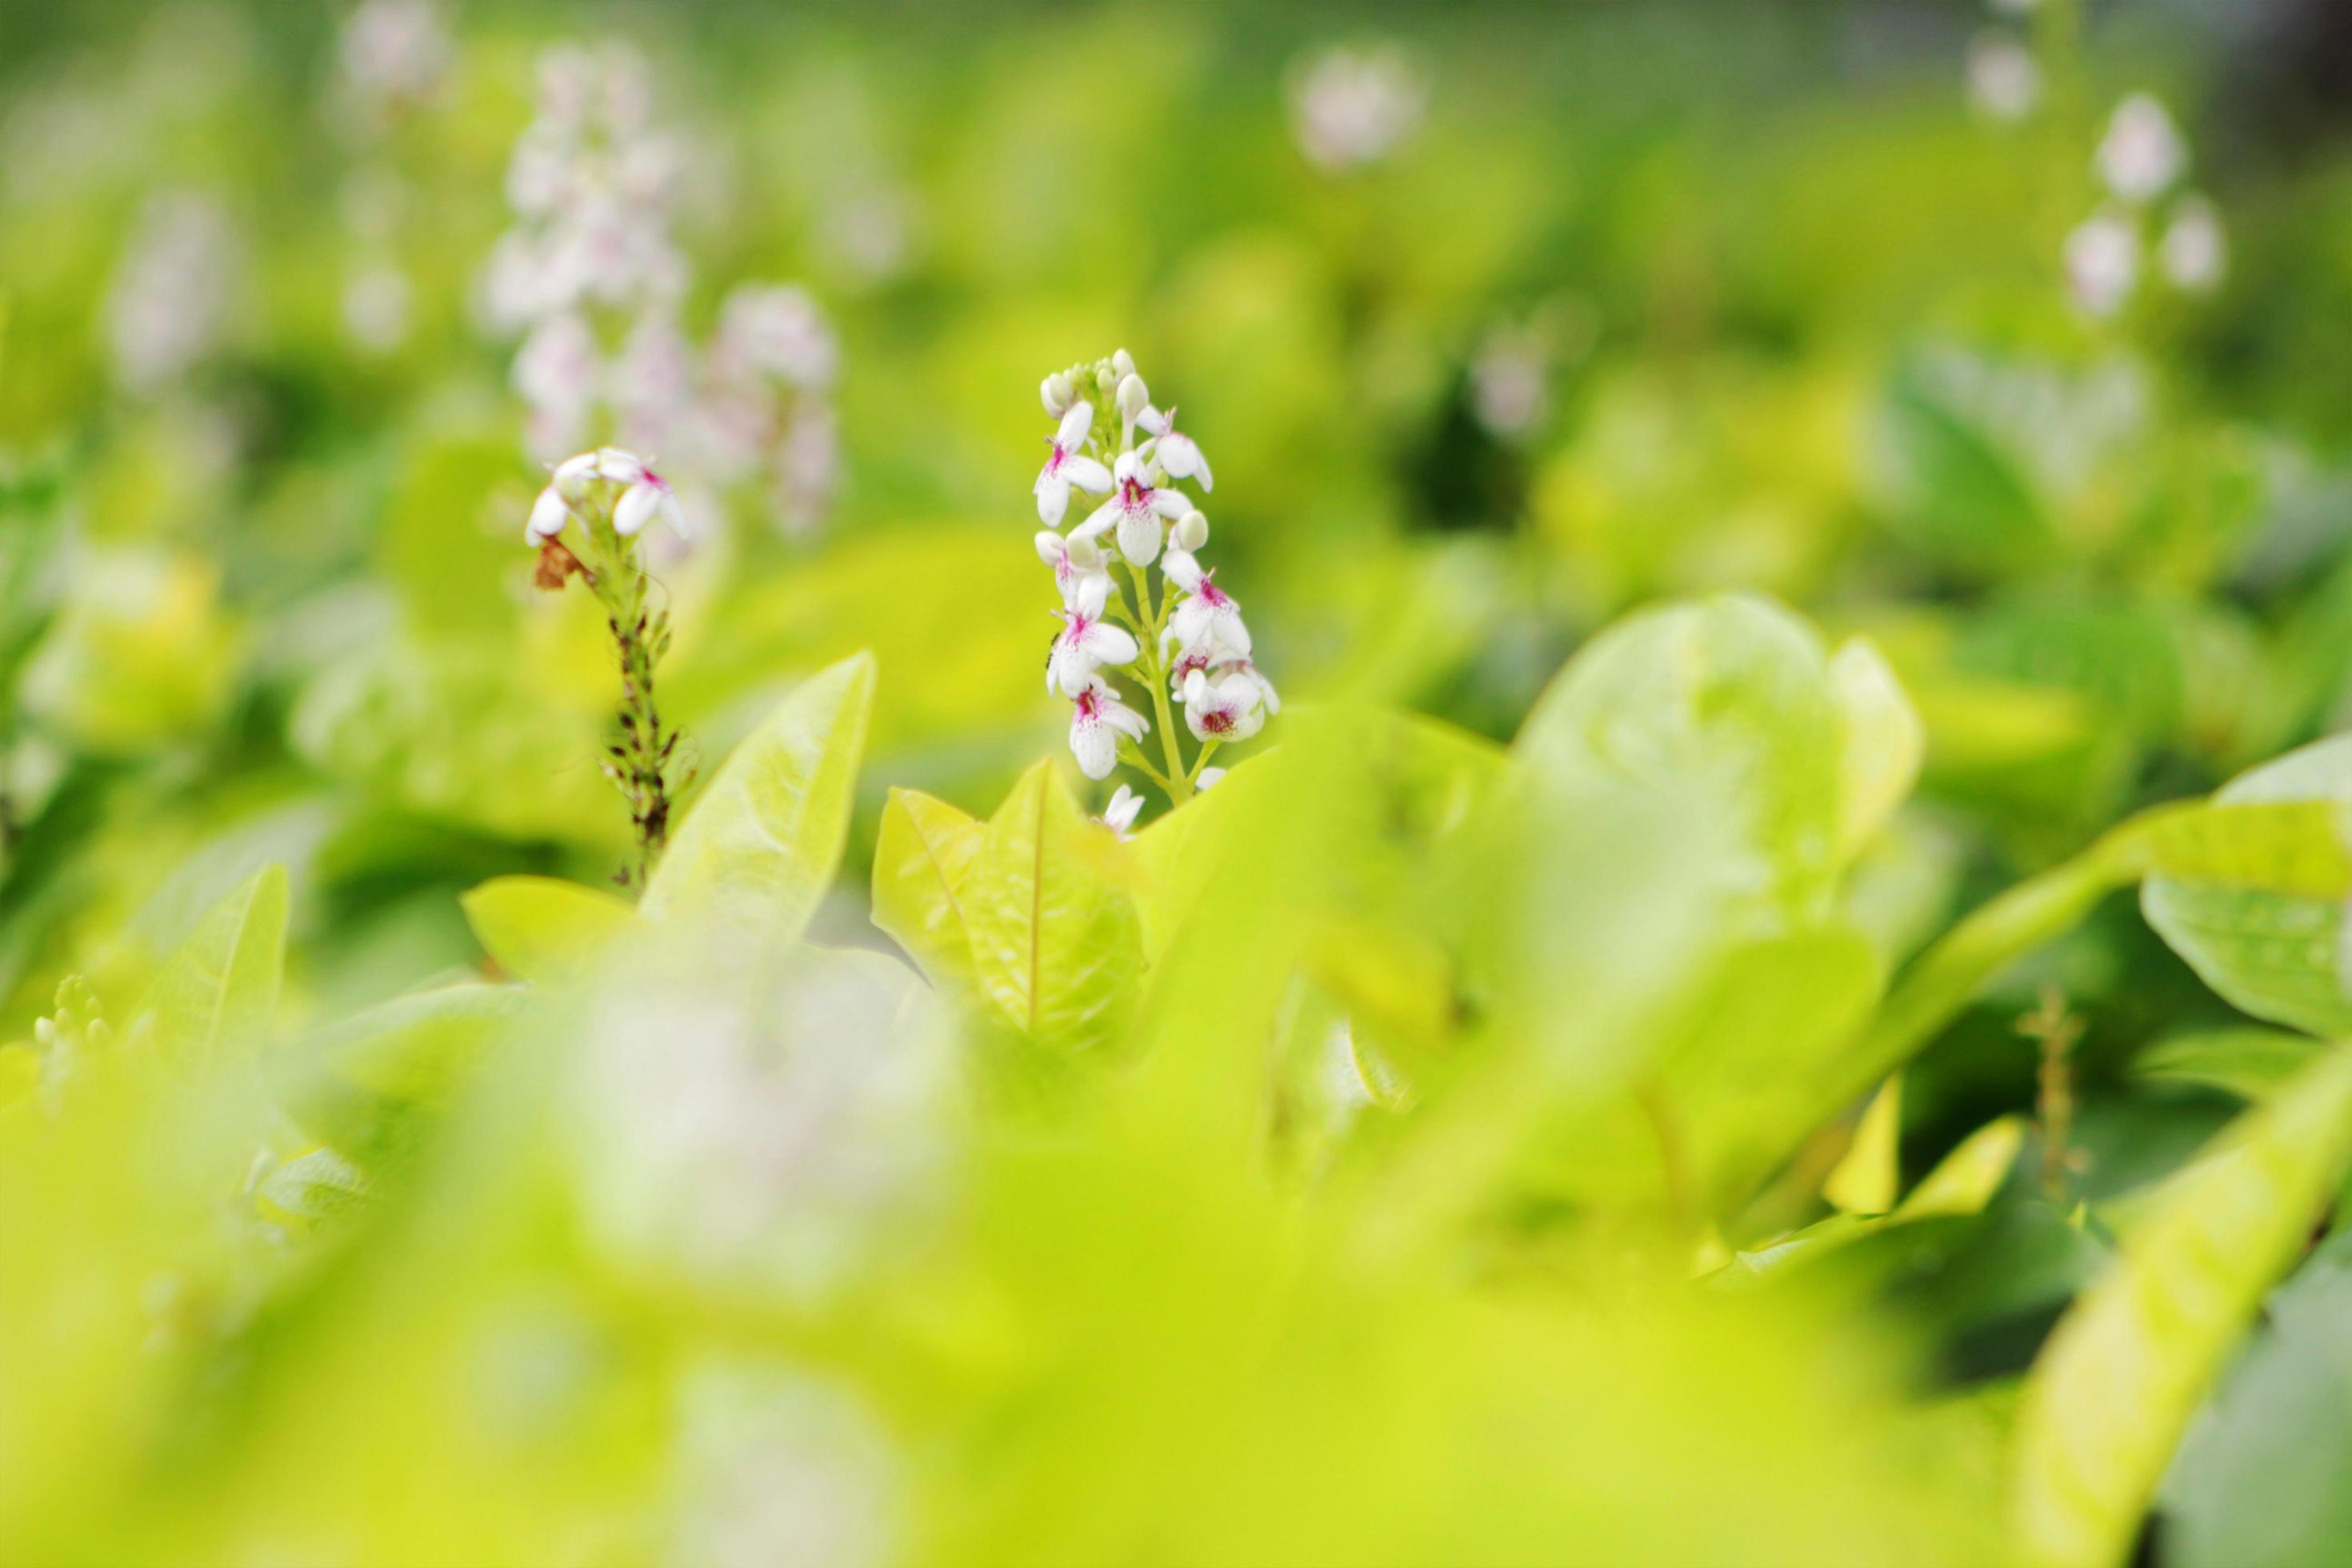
1824, 1074, 1902, 1215
139, 864, 288, 1070
870, 787, 986, 989
2011, 1045, 2352, 1568
460, 875, 638, 984
642, 652, 874, 938
1829, 637, 1924, 861
962, 760, 1145, 1055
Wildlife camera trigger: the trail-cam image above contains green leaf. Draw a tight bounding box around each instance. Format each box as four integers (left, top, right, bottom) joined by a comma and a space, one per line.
1829, 638, 1924, 860
641, 652, 875, 938
279, 984, 533, 1173
2133, 1028, 2327, 1102
460, 875, 638, 984
870, 786, 986, 989
962, 760, 1145, 1056
138, 864, 289, 1070
2011, 1045, 2352, 1568
2142, 737, 2352, 1037
2163, 1230, 2352, 1567
257, 1148, 373, 1222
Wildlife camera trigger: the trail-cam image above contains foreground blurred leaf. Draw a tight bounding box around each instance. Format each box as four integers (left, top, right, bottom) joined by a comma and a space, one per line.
282, 983, 533, 1173
2012, 1045, 2352, 1568
2163, 1229, 2352, 1567
642, 651, 874, 938
138, 863, 287, 1070
459, 874, 638, 984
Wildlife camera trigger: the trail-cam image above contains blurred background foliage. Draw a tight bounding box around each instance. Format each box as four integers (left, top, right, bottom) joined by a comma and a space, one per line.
11, 0, 2352, 1562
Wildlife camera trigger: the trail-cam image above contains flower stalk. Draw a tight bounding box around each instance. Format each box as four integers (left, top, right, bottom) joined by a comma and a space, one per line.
524, 446, 695, 891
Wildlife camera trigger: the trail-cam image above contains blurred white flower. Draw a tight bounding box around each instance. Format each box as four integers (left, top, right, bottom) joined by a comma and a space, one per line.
1197, 766, 1228, 790
2097, 94, 2186, 205
1966, 32, 2042, 124
572, 946, 954, 1303
2064, 211, 2140, 319
341, 265, 413, 354
106, 190, 241, 394
1068, 677, 1150, 781
2159, 195, 2228, 294
338, 0, 450, 119
712, 285, 838, 391
667, 1362, 900, 1568
514, 312, 602, 450
1290, 45, 1426, 174
615, 313, 699, 453
1470, 325, 1553, 440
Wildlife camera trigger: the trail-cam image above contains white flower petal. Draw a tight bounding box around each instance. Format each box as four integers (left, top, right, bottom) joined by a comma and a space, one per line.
1162, 550, 1206, 593
1116, 507, 1162, 567
1082, 621, 1140, 666
1070, 710, 1118, 779
1056, 401, 1094, 449
1070, 573, 1110, 622
1070, 497, 1120, 542
1065, 454, 1113, 493
527, 483, 572, 542
614, 479, 660, 536
595, 446, 648, 484
1034, 469, 1071, 527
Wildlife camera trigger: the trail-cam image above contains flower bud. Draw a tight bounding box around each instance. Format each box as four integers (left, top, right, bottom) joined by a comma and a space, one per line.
1117, 373, 1150, 422
1041, 372, 1074, 418
1111, 347, 1136, 378
1066, 534, 1106, 571
1173, 510, 1209, 552
1095, 366, 1118, 399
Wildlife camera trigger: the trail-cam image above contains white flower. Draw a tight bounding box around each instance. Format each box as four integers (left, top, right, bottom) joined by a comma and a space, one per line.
1290, 45, 1426, 174
1098, 784, 1144, 838
1469, 329, 1550, 440
2160, 196, 2226, 293
1074, 451, 1189, 567
1166, 638, 1218, 695
598, 448, 690, 538
2064, 211, 2139, 319
1046, 574, 1140, 698
1138, 405, 1213, 490
1966, 33, 2041, 123
341, 265, 413, 353
2097, 94, 2186, 205
1181, 670, 1266, 745
526, 482, 574, 544
1034, 402, 1113, 529
1163, 550, 1251, 656
1068, 678, 1149, 781
712, 285, 838, 392
339, 0, 451, 115
1034, 529, 1110, 607
1218, 658, 1282, 716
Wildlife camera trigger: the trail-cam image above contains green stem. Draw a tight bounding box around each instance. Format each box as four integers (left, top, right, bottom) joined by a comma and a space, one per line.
1847, 819, 2149, 1094
1121, 559, 1192, 806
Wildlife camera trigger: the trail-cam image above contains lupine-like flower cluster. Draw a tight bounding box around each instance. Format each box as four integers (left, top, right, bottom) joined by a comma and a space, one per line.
329, 2, 451, 357
524, 446, 694, 888
1288, 45, 1425, 174
1030, 352, 1274, 810
2064, 94, 2226, 319
481, 43, 842, 540
106, 190, 242, 395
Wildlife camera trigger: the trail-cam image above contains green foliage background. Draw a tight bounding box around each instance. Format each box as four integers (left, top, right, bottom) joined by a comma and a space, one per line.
10, 2, 2352, 1564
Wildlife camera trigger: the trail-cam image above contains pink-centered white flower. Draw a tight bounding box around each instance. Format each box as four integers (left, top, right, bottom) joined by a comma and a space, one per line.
1034, 529, 1110, 608
1098, 783, 1145, 838
1047, 574, 1141, 699
1034, 402, 1112, 529
1181, 669, 1266, 745
593, 448, 687, 538
1163, 549, 1250, 656
1068, 678, 1149, 782
1074, 450, 1190, 567
1138, 405, 1212, 490
2096, 94, 2186, 206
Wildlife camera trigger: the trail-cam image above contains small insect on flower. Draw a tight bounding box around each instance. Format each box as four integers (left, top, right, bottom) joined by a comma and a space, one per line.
1068, 678, 1150, 782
